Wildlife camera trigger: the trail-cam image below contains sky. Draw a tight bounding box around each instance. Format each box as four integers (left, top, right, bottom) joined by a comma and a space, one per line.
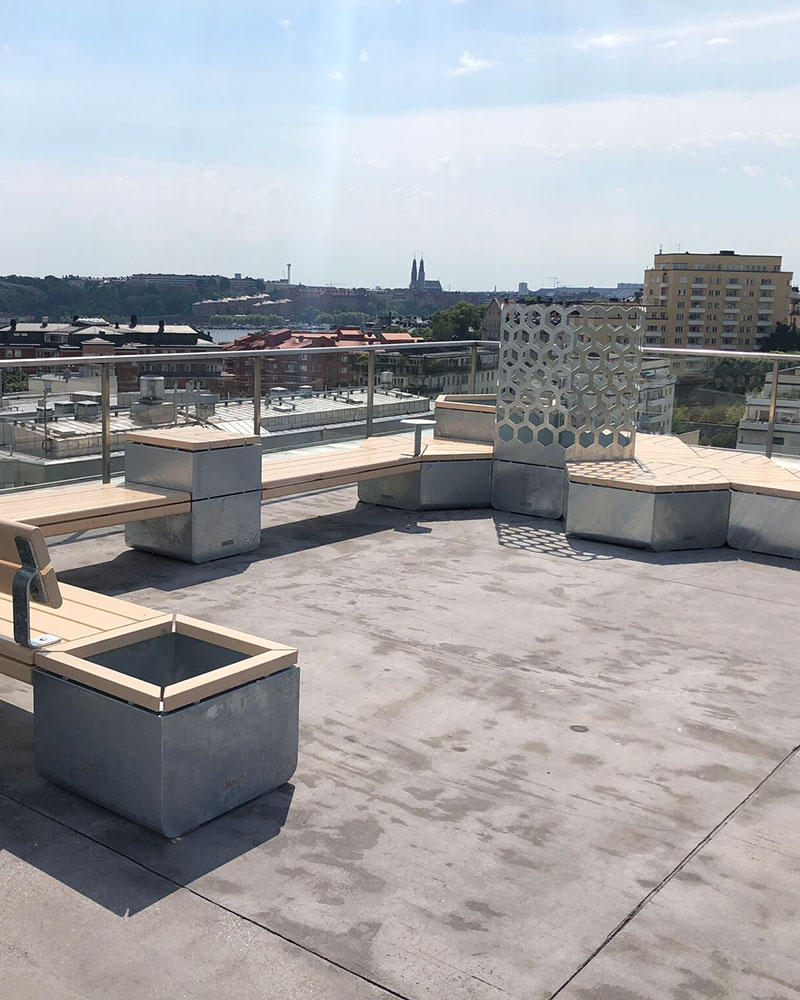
0, 0, 798, 290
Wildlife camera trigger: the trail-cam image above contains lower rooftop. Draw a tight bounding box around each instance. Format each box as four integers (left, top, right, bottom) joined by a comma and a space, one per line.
1, 484, 799, 999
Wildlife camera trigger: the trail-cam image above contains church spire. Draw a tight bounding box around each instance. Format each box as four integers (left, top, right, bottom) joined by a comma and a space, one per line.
410, 256, 417, 289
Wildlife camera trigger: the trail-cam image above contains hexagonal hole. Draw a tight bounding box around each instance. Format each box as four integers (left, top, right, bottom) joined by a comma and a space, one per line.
598, 429, 614, 448
558, 430, 576, 448
570, 410, 588, 430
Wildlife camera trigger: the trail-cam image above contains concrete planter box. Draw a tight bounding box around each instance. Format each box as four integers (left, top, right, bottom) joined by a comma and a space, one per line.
124, 428, 263, 563
33, 615, 298, 838
433, 395, 496, 445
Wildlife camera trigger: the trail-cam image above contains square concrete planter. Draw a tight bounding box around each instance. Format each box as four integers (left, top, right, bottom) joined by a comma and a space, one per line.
33, 615, 299, 838
124, 428, 263, 562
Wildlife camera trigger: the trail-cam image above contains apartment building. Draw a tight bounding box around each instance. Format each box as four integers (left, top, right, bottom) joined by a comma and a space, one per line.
643, 250, 793, 374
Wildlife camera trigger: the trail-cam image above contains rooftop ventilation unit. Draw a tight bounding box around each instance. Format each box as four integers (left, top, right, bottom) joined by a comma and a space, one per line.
140, 376, 166, 402
76, 400, 100, 421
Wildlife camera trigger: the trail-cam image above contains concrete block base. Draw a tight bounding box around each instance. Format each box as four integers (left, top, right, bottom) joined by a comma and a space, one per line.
33, 664, 300, 838
357, 459, 491, 511
125, 440, 261, 498
566, 482, 730, 551
491, 460, 567, 519
126, 491, 262, 563
728, 491, 800, 559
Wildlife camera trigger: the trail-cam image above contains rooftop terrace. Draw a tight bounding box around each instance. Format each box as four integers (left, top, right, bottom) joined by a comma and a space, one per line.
1, 478, 798, 999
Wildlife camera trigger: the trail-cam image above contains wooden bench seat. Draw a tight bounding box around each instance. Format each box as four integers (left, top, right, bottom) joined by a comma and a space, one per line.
567, 458, 729, 493
261, 433, 493, 500
685, 444, 800, 500
0, 481, 191, 536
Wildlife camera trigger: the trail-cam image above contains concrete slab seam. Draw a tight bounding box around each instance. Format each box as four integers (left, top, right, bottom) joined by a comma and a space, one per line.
548, 741, 800, 999
0, 786, 413, 1000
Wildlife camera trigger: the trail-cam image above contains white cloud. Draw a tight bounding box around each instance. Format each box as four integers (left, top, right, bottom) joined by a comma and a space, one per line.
358, 48, 369, 63
446, 51, 493, 77
3, 86, 798, 286
741, 164, 765, 178
276, 18, 290, 31
573, 10, 800, 53
574, 33, 623, 51
329, 68, 344, 81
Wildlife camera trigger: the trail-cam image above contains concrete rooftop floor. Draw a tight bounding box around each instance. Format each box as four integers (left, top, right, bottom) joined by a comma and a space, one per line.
1, 487, 800, 1000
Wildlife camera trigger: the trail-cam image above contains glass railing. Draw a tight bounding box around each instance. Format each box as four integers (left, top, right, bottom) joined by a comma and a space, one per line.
0, 340, 499, 491
0, 340, 796, 493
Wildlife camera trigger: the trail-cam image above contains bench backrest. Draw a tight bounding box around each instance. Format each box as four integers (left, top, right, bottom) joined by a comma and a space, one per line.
0, 517, 62, 609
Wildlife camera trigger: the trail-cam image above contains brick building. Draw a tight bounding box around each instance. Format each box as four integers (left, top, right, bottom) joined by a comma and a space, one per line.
221, 328, 420, 393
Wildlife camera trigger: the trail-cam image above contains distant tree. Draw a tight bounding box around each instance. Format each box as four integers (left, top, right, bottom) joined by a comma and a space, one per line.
428, 301, 487, 341
760, 321, 800, 353
707, 358, 765, 395
724, 402, 745, 425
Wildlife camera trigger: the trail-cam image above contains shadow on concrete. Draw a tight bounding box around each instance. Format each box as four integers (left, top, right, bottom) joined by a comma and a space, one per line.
491, 512, 800, 569
52, 498, 800, 596
56, 506, 395, 595
0, 698, 294, 917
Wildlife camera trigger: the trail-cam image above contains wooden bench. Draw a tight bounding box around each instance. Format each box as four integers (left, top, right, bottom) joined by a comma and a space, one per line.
565, 433, 800, 556
260, 433, 493, 499
0, 480, 190, 537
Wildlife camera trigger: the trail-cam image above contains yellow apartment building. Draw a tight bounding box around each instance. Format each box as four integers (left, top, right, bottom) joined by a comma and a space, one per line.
643, 250, 794, 374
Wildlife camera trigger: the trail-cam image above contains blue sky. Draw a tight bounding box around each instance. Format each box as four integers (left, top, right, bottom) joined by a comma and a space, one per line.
1, 0, 798, 289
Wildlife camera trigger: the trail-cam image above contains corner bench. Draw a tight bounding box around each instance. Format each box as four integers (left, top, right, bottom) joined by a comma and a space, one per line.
565, 434, 800, 558
0, 517, 299, 837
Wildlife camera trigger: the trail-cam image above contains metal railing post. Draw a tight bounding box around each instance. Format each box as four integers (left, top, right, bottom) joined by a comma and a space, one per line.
469, 341, 478, 394
765, 358, 780, 459
101, 363, 111, 483
253, 357, 262, 436
366, 350, 375, 438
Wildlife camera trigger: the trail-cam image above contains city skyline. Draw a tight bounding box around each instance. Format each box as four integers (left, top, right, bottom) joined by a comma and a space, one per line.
1, 1, 798, 287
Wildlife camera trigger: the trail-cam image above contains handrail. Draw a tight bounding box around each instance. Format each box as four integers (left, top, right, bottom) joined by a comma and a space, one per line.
0, 339, 496, 369
0, 335, 794, 484
0, 339, 498, 484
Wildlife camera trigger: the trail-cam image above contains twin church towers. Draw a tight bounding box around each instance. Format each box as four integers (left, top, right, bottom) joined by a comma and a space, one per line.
409, 255, 441, 292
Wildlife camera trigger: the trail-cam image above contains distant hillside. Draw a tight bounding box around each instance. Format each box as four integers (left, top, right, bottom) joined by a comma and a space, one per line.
0, 275, 235, 323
